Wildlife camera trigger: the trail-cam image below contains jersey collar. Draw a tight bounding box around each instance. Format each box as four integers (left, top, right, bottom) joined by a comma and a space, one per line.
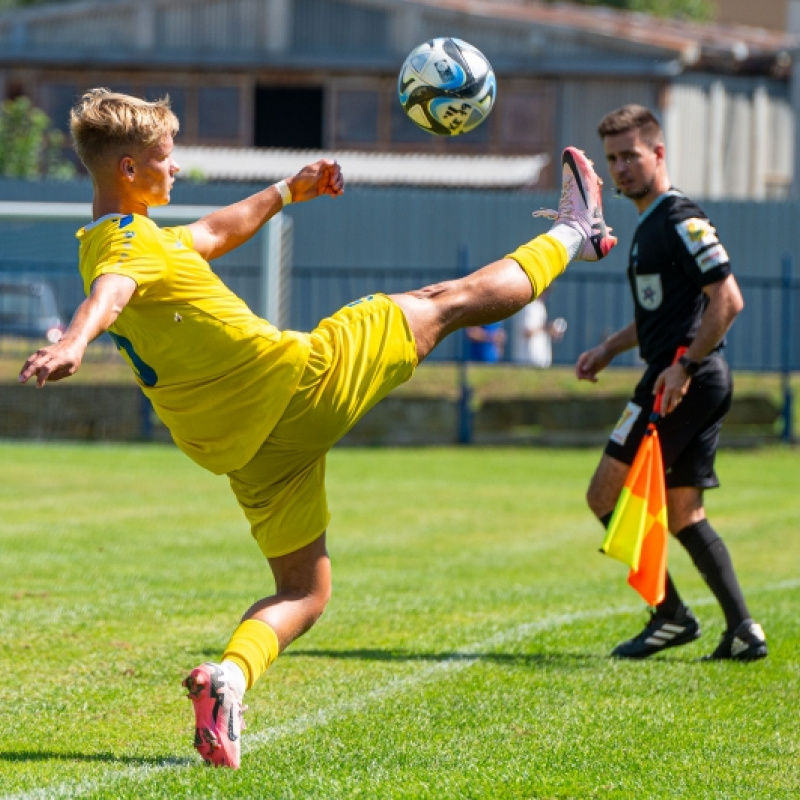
638, 188, 684, 224
82, 212, 126, 232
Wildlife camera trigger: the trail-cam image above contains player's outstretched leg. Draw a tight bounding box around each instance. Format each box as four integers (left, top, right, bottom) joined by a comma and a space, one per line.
535, 146, 617, 262
389, 146, 617, 362
183, 661, 247, 768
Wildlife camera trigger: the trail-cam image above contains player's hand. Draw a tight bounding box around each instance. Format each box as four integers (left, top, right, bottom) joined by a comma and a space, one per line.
575, 344, 611, 382
19, 338, 86, 389
653, 363, 690, 416
287, 159, 344, 203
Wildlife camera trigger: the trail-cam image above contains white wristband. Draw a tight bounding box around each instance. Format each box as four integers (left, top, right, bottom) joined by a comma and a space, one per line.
275, 179, 292, 207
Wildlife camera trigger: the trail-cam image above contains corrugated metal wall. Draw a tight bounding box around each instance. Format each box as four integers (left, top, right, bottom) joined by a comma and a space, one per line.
292, 0, 390, 56
559, 79, 661, 168
666, 76, 793, 200
0, 0, 793, 197
560, 75, 793, 202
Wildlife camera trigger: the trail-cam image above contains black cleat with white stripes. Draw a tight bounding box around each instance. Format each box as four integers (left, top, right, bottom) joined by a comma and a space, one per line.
612, 607, 701, 659
702, 619, 767, 662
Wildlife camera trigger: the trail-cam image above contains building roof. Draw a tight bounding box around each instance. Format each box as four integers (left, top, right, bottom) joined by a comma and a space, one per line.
0, 0, 796, 76
408, 0, 799, 75
173, 146, 550, 189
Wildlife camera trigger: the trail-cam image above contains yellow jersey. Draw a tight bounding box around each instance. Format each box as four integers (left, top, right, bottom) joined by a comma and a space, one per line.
77, 213, 311, 474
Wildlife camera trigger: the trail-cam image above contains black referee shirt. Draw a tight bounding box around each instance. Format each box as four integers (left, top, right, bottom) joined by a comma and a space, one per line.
628, 189, 732, 370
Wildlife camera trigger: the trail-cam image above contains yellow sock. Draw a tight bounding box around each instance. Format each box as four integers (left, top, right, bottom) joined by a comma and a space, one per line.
506, 234, 569, 299
222, 619, 280, 690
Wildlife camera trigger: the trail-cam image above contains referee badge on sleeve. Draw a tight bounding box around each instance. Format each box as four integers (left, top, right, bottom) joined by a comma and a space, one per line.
635, 274, 663, 310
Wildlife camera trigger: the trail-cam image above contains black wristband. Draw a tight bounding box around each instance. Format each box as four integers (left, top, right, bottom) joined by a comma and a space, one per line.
678, 355, 700, 377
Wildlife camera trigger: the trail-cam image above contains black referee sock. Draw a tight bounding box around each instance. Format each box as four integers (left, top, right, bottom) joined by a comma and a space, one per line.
655, 573, 685, 619
676, 519, 750, 631
599, 512, 685, 618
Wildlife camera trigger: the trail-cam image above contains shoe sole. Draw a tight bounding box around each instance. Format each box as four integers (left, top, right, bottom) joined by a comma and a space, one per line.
702, 644, 768, 662
183, 664, 241, 769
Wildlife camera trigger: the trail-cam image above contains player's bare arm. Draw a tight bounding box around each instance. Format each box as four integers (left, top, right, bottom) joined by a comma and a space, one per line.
19, 273, 136, 389
654, 274, 744, 414
576, 320, 638, 382
187, 159, 344, 261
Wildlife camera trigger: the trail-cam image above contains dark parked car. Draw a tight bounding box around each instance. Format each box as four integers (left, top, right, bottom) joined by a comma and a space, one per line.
0, 277, 65, 343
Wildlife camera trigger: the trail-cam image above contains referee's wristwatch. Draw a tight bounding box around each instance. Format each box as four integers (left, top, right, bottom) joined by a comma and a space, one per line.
678, 355, 700, 377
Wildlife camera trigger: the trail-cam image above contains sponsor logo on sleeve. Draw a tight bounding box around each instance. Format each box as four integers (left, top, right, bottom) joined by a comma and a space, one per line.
697, 242, 729, 273
610, 401, 642, 446
676, 217, 720, 254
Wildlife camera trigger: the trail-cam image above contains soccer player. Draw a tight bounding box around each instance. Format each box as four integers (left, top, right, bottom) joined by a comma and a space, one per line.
19, 88, 616, 769
465, 322, 506, 362
576, 104, 767, 662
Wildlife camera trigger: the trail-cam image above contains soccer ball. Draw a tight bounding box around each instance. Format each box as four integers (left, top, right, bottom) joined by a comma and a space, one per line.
397, 37, 496, 136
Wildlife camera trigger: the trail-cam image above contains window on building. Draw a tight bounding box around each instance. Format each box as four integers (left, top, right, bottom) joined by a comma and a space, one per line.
5, 80, 25, 102
254, 86, 323, 149
145, 85, 187, 126
497, 86, 555, 151
198, 86, 240, 141
334, 89, 379, 145
390, 97, 438, 145
38, 83, 81, 132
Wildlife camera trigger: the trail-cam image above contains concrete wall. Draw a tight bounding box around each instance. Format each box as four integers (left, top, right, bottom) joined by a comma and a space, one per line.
1, 384, 780, 449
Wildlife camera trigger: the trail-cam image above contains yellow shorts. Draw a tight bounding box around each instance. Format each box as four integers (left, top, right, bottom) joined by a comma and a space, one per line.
227, 294, 417, 559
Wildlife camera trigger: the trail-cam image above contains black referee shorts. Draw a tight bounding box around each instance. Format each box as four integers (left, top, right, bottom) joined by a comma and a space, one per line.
604, 353, 732, 490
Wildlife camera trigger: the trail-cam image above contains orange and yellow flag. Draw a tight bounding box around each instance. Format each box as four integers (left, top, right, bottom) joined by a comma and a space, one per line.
600, 347, 687, 605
600, 424, 668, 606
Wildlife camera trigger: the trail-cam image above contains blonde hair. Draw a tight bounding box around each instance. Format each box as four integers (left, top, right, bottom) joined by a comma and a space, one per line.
70, 88, 179, 174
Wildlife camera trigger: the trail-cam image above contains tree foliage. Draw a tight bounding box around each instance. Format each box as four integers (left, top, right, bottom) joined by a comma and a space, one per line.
0, 0, 717, 25
0, 97, 76, 179
573, 0, 715, 21
0, 0, 71, 8
3, 0, 717, 17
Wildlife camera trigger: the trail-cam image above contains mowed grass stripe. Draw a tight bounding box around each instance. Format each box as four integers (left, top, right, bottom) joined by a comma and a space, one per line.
0, 607, 632, 800
4, 581, 799, 800
1, 444, 797, 798
6, 580, 798, 800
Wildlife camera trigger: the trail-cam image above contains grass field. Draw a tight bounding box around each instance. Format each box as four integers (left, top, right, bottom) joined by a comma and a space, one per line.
0, 442, 798, 799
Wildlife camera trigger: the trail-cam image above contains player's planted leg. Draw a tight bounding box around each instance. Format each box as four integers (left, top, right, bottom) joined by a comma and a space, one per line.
184, 535, 330, 768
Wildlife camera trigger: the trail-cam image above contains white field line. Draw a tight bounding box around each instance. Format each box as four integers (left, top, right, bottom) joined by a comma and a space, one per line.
4, 579, 799, 800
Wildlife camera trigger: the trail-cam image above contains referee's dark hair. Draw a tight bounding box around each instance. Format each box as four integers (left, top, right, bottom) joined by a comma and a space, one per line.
597, 104, 663, 148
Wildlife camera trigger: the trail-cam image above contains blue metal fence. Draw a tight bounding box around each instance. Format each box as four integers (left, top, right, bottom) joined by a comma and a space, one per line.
1, 258, 797, 373
2, 256, 796, 442
291, 263, 800, 372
